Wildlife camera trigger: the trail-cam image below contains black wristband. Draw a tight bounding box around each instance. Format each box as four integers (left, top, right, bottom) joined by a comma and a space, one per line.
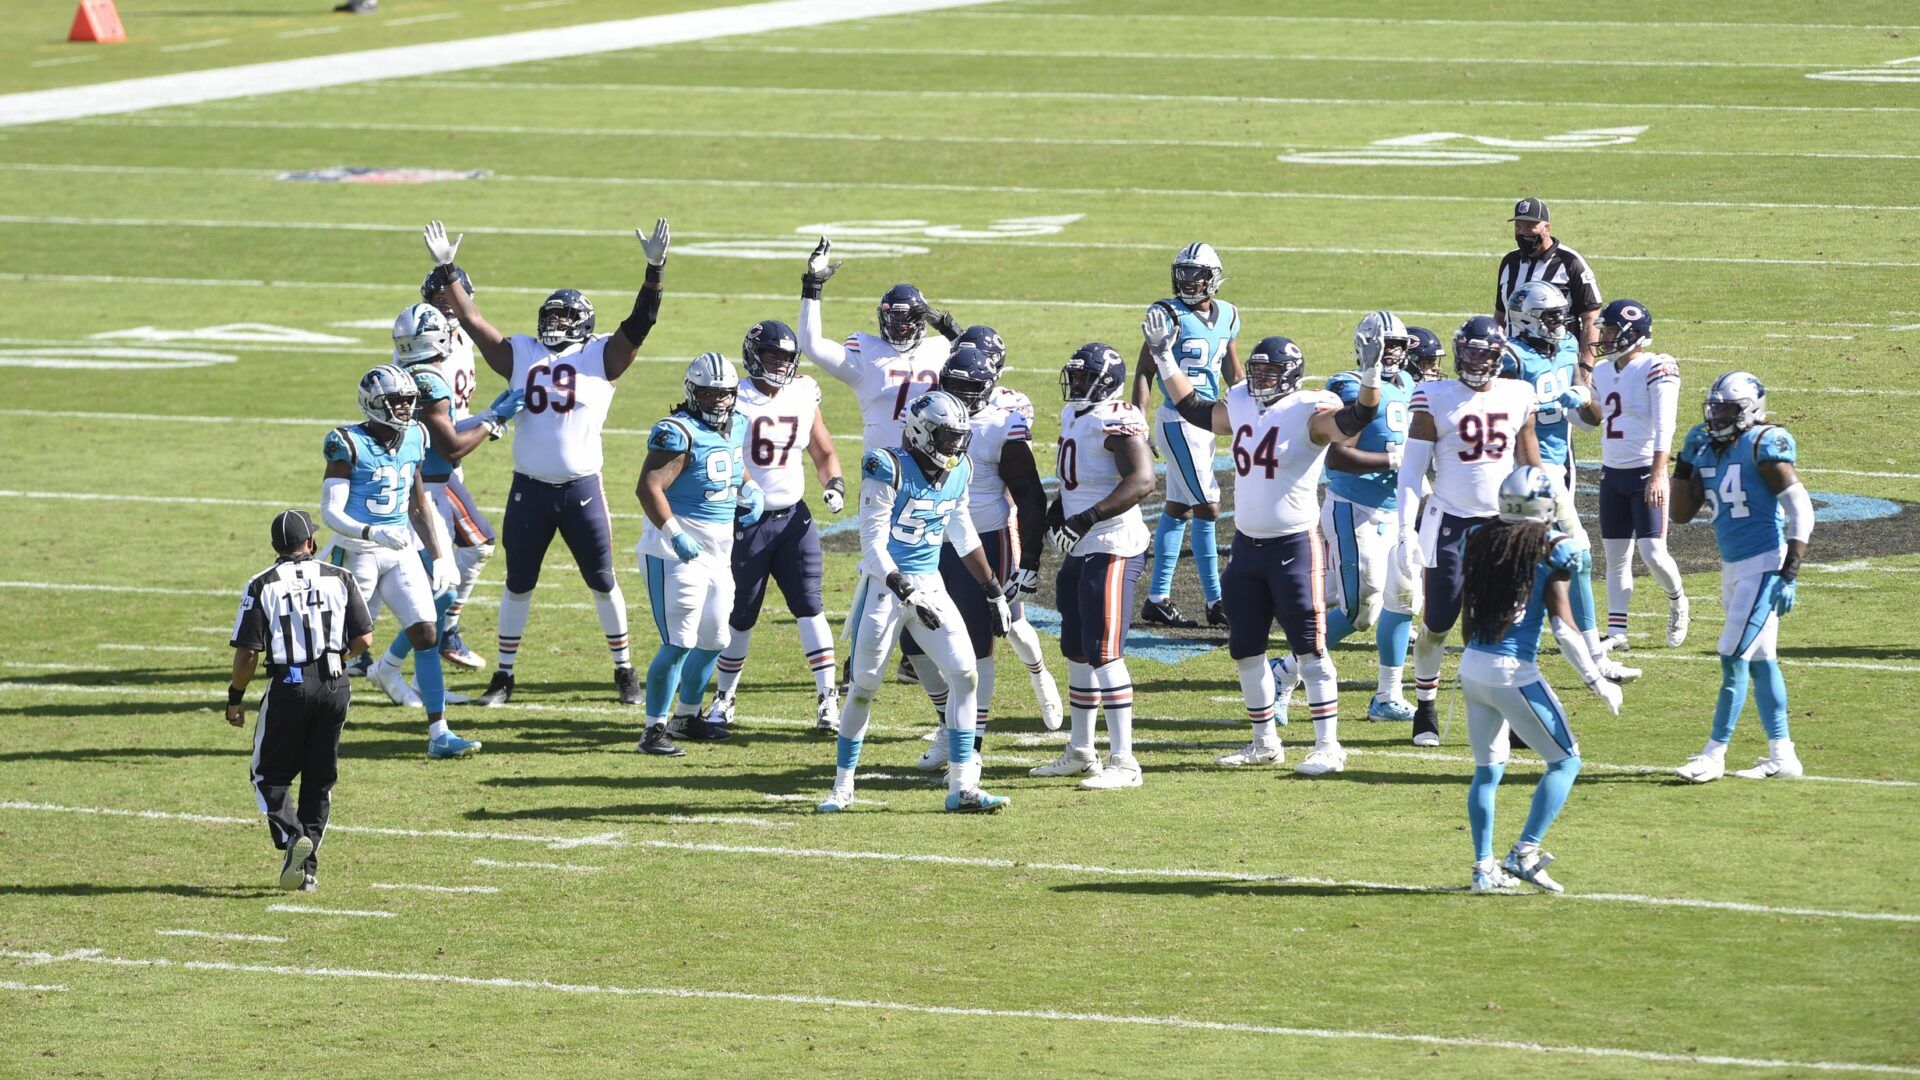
801, 274, 822, 300
826, 476, 846, 496
360, 525, 369, 541
1065, 509, 1100, 533
1334, 400, 1378, 437
227, 684, 244, 707
645, 262, 664, 286
1779, 551, 1803, 583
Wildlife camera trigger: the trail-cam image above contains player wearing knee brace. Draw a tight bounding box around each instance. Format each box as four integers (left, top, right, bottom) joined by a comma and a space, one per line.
1459, 467, 1623, 894
1669, 373, 1811, 783
1577, 299, 1689, 649
817, 391, 1011, 813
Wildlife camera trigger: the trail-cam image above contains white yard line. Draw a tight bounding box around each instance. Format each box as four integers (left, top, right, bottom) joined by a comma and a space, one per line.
0, 0, 1005, 127
158, 40, 231, 54
0, 947, 1912, 1074
99, 643, 205, 653
8, 159, 1920, 216
686, 43, 1833, 69
938, 11, 1920, 32
764, 792, 889, 806
156, 929, 287, 943
277, 26, 342, 39
0, 979, 68, 991
473, 857, 600, 872
28, 56, 98, 69
368, 882, 500, 894
383, 12, 460, 26
501, 0, 576, 9
65, 116, 1920, 163
2, 799, 1913, 924
265, 904, 395, 918
667, 814, 792, 828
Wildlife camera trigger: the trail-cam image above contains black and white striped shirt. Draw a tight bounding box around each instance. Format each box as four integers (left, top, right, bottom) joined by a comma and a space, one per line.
1495, 240, 1602, 317
231, 558, 371, 668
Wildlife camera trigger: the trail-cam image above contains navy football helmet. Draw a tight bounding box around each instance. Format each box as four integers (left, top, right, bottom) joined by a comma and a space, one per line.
1246, 335, 1305, 406
955, 324, 1007, 374
1596, 299, 1653, 362
1453, 316, 1507, 389
1062, 342, 1126, 407
421, 264, 474, 305
742, 319, 799, 387
877, 283, 927, 351
1406, 326, 1445, 382
537, 289, 595, 348
940, 342, 999, 415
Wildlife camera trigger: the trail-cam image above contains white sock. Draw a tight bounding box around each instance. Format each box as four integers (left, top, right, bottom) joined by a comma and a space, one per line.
915, 660, 950, 721
716, 627, 751, 696
1583, 627, 1607, 662
796, 613, 837, 696
1638, 536, 1685, 600
1377, 664, 1403, 701
976, 656, 996, 727
1413, 628, 1445, 701
1067, 660, 1096, 751
1007, 617, 1046, 671
427, 719, 449, 739
942, 665, 979, 749
1702, 738, 1729, 760
449, 542, 491, 628
496, 588, 532, 673
1603, 536, 1634, 639
1299, 652, 1339, 747
1769, 738, 1795, 759
1092, 659, 1134, 759
594, 586, 631, 666
1235, 654, 1276, 738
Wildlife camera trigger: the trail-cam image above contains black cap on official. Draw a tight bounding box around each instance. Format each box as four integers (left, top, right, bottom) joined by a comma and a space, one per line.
271, 509, 316, 557
1509, 197, 1550, 223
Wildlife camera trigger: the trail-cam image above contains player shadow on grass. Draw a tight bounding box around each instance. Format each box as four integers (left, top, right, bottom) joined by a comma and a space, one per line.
0, 701, 218, 720
1774, 644, 1920, 661
3, 668, 227, 689
1050, 879, 1456, 901
0, 745, 233, 764
0, 883, 278, 899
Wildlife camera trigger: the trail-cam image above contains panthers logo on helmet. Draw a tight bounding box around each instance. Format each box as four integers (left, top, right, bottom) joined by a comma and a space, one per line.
1171, 242, 1225, 305
683, 352, 742, 433
1505, 281, 1571, 345
903, 389, 973, 471
358, 364, 419, 428
1497, 465, 1558, 524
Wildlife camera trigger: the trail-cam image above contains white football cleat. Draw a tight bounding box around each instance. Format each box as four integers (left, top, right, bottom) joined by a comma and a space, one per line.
1294, 743, 1347, 777
1666, 594, 1691, 648
1675, 754, 1725, 784
369, 657, 422, 708
707, 692, 736, 728
1598, 633, 1630, 654
1733, 752, 1804, 780
916, 736, 950, 772
815, 788, 855, 814
1269, 655, 1302, 713
1412, 728, 1441, 748
1079, 753, 1142, 789
1029, 746, 1101, 777
1214, 739, 1284, 767
1595, 656, 1642, 683
1503, 846, 1564, 893
814, 689, 840, 735
1033, 673, 1064, 731
1470, 859, 1517, 894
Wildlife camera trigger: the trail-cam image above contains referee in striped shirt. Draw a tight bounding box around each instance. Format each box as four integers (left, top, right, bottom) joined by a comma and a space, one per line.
1495, 196, 1604, 371
227, 509, 373, 892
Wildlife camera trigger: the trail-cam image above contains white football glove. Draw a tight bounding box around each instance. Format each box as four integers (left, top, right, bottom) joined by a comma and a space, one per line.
888, 572, 941, 630
1386, 440, 1405, 472
429, 556, 458, 595
1395, 530, 1420, 584
368, 525, 412, 552
637, 218, 670, 267
804, 236, 842, 287
822, 478, 846, 514
1588, 677, 1624, 716
987, 591, 1012, 637
1004, 566, 1040, 599
423, 220, 461, 266
1142, 303, 1178, 355
1355, 326, 1385, 389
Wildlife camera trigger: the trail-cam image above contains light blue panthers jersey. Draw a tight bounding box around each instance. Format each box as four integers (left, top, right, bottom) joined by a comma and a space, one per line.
1680, 422, 1797, 563
323, 422, 427, 528
1501, 335, 1580, 465
1152, 297, 1240, 411
1467, 529, 1583, 663
409, 366, 458, 477
1324, 368, 1417, 510
648, 412, 747, 526
862, 447, 973, 576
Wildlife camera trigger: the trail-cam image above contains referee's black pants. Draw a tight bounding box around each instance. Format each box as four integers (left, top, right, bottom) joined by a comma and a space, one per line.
250, 663, 350, 872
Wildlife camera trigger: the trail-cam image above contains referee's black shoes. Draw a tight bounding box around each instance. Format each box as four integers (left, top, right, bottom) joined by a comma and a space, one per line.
639, 722, 685, 757
278, 835, 314, 891
615, 664, 643, 706
476, 671, 514, 707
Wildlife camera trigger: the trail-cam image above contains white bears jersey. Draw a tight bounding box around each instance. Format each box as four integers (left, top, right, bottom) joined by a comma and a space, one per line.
507, 334, 617, 484
1224, 384, 1342, 539
1057, 400, 1150, 557
737, 374, 822, 511
963, 389, 1034, 534
1411, 378, 1537, 518
840, 332, 948, 452
1590, 351, 1681, 469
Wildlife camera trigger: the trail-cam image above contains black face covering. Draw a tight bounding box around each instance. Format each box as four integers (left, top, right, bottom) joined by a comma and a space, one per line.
1515, 231, 1545, 255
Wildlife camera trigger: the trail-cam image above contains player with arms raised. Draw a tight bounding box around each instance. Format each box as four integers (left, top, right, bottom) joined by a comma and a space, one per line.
817, 391, 1012, 813
1670, 373, 1812, 783
704, 321, 846, 735
1577, 299, 1689, 649
1396, 317, 1543, 747
421, 219, 670, 707
1130, 243, 1242, 629
1147, 311, 1381, 776
1028, 344, 1157, 789
417, 265, 499, 670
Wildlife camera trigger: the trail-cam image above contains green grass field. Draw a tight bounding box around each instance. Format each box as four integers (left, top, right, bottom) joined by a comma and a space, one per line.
3, 0, 1919, 1075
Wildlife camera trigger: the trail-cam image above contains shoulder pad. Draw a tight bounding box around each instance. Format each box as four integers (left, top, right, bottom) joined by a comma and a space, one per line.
648, 418, 693, 455
1099, 402, 1148, 436
1547, 534, 1584, 573
1646, 355, 1681, 383
1003, 409, 1032, 441
1409, 387, 1431, 413
323, 426, 357, 465
412, 368, 452, 401
861, 448, 899, 486
1755, 426, 1796, 465
842, 336, 863, 355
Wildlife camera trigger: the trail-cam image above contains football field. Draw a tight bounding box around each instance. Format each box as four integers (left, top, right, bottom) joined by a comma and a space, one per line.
3, 0, 1920, 1074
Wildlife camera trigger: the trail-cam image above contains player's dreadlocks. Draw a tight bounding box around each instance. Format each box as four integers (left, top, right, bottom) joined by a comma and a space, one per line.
1462, 519, 1556, 647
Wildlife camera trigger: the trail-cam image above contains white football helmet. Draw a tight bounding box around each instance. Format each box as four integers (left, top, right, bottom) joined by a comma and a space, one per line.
1497, 465, 1557, 524
392, 303, 453, 367
1704, 371, 1767, 442
1353, 310, 1415, 373
1505, 281, 1571, 346
683, 352, 741, 433
902, 389, 973, 472
358, 364, 419, 428
1171, 242, 1225, 305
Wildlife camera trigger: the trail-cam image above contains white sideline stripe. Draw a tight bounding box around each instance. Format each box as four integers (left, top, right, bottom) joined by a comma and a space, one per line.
0, 979, 68, 991
156, 929, 287, 943
402, 78, 1920, 119
265, 904, 395, 918
68, 116, 1920, 163
0, 0, 1005, 127
368, 882, 500, 894
4, 212, 1915, 270
5, 950, 1912, 1075
384, 12, 460, 25
765, 792, 889, 807
473, 857, 600, 873
667, 814, 792, 828
11, 158, 1920, 215
686, 43, 1833, 69
935, 11, 1920, 31
0, 274, 1897, 332
157, 39, 231, 54
99, 643, 204, 653
2, 799, 1913, 925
